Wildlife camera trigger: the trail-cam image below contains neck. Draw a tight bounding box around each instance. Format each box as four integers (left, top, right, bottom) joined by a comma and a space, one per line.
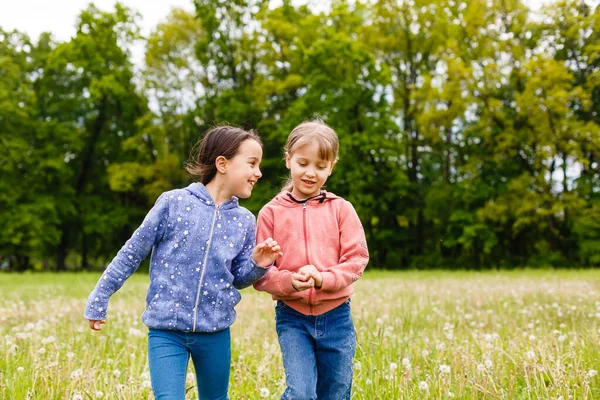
205, 179, 232, 205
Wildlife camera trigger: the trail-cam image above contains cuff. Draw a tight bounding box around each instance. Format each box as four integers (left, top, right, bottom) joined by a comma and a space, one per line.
278, 270, 296, 295
319, 271, 336, 292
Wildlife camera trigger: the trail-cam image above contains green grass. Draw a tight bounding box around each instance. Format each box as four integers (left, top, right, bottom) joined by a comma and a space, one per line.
1, 270, 599, 399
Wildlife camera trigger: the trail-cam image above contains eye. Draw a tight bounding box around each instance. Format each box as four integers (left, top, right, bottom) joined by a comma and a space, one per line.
297, 162, 307, 166
317, 165, 327, 170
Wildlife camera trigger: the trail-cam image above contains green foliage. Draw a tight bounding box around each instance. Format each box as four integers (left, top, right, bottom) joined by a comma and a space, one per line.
0, 0, 599, 270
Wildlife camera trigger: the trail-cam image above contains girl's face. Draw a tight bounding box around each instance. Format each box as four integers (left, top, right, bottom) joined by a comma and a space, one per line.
224, 139, 263, 199
285, 141, 336, 200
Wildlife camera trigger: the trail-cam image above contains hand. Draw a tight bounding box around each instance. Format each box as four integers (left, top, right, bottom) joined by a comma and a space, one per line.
291, 273, 315, 291
89, 319, 105, 331
252, 237, 283, 267
298, 265, 323, 289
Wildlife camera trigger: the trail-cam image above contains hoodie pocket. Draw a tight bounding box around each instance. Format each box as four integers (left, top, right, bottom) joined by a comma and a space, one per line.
145, 283, 179, 328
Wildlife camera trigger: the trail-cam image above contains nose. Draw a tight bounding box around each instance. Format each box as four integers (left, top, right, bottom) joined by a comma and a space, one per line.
255, 168, 262, 179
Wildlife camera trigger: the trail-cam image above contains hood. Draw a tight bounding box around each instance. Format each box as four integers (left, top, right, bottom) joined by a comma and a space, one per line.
184, 182, 239, 210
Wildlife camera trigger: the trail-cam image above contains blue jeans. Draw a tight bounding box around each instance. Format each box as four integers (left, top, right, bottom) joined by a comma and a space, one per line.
275, 300, 356, 400
148, 328, 230, 400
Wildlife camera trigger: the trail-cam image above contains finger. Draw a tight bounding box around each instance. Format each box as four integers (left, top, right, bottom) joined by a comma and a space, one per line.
292, 273, 307, 282
270, 245, 281, 253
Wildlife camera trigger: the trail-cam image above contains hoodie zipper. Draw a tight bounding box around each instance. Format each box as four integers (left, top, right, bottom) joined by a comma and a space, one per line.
192, 205, 219, 331
302, 202, 314, 316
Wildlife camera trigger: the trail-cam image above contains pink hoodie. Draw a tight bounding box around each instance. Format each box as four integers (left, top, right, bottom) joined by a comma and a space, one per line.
253, 191, 369, 316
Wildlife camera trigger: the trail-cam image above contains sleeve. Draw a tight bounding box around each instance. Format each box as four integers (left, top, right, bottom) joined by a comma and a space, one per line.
230, 213, 270, 290
84, 192, 170, 320
318, 201, 369, 292
252, 207, 297, 296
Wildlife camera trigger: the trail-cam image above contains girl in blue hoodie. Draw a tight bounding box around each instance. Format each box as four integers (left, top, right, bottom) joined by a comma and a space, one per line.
84, 126, 282, 400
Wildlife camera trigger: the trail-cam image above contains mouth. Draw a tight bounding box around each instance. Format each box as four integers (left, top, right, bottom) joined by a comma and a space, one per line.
248, 180, 256, 187
301, 179, 316, 186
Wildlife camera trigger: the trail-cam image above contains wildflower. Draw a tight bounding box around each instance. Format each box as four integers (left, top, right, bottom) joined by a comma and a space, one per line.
113, 369, 121, 378
558, 335, 567, 342
440, 364, 451, 374
95, 391, 104, 398
70, 369, 83, 379
72, 393, 83, 400
390, 362, 398, 372
419, 381, 429, 391
477, 364, 485, 372
526, 350, 536, 360
38, 347, 46, 355
588, 370, 598, 378
66, 352, 75, 359
128, 328, 144, 338
484, 359, 493, 369
17, 367, 24, 372
354, 361, 362, 371
41, 336, 55, 345
260, 388, 270, 397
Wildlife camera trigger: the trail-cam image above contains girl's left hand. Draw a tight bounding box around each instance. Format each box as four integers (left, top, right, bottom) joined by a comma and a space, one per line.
252, 237, 283, 267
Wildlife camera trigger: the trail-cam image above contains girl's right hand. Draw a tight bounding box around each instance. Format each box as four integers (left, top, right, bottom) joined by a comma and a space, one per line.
88, 319, 105, 331
291, 273, 314, 291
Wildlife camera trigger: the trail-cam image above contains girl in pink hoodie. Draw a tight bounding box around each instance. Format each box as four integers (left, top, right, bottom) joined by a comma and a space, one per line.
254, 120, 369, 399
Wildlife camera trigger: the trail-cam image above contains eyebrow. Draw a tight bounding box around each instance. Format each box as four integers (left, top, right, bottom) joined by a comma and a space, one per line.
247, 156, 260, 161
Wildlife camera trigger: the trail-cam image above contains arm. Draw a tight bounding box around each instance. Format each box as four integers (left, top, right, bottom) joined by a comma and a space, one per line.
252, 208, 298, 296
317, 201, 369, 292
84, 192, 170, 322
230, 214, 276, 290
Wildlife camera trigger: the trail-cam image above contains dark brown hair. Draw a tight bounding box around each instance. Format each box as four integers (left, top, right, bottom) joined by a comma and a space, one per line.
186, 125, 262, 185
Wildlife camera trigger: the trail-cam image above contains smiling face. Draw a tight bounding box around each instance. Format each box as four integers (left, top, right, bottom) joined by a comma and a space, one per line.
224, 139, 263, 199
285, 141, 336, 200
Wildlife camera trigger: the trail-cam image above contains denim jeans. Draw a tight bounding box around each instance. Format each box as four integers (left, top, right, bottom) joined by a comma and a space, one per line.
148, 328, 230, 400
275, 300, 356, 400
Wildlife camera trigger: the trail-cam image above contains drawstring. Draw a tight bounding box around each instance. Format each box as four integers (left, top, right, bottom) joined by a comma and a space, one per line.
286, 192, 326, 204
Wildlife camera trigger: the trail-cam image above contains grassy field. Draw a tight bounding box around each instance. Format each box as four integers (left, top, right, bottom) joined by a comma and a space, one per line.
1, 270, 599, 399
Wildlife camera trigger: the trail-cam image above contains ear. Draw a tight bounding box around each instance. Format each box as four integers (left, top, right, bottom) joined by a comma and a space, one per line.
215, 156, 228, 174
285, 152, 291, 170
328, 160, 337, 176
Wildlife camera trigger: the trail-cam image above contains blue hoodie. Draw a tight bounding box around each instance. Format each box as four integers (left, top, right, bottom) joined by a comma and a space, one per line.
84, 183, 269, 332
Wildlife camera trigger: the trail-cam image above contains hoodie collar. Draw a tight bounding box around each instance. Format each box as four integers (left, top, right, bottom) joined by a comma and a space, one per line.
184, 182, 239, 209
274, 190, 340, 208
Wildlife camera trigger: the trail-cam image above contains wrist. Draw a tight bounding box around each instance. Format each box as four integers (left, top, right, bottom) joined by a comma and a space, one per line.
315, 273, 323, 289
